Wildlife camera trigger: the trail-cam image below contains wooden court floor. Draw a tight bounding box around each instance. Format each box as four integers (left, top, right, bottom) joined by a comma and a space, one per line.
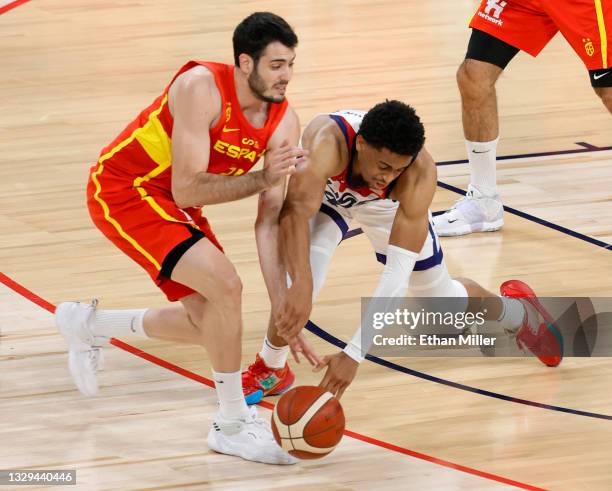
1, 1, 612, 490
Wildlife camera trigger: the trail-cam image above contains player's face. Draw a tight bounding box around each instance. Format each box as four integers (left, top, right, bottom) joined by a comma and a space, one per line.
248, 42, 295, 103
356, 137, 413, 190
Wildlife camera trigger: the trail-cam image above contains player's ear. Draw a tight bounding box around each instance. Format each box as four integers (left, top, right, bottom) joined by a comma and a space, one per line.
238, 53, 254, 75
356, 135, 364, 153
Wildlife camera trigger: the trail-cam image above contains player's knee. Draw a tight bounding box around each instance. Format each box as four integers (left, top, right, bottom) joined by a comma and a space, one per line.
457, 59, 497, 100
188, 262, 242, 306
215, 270, 243, 303
183, 295, 206, 332
593, 86, 612, 113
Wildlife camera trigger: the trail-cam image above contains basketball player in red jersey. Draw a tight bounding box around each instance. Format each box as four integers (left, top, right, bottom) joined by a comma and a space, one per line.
434, 0, 612, 236
242, 100, 564, 400
54, 13, 304, 464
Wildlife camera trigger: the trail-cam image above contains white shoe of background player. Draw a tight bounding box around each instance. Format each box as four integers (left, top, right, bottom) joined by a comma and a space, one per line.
433, 184, 504, 236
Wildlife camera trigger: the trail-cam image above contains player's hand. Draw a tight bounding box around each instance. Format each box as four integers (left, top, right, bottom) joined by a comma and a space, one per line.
263, 140, 309, 188
275, 283, 313, 340
286, 332, 323, 367
314, 351, 359, 399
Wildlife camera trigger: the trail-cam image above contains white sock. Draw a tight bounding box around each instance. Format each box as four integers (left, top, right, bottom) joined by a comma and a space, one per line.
260, 337, 289, 369
497, 297, 524, 333
213, 370, 249, 420
466, 138, 499, 196
91, 309, 148, 344
498, 297, 538, 334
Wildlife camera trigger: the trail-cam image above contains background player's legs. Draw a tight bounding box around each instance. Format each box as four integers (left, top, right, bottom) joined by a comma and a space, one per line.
434, 29, 519, 236
458, 31, 518, 196
459, 57, 502, 146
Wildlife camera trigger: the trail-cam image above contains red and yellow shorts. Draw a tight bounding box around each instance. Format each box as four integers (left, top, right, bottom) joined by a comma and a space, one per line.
470, 0, 611, 70
86, 164, 223, 302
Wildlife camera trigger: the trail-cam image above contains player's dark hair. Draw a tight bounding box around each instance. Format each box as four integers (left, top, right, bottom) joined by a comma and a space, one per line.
359, 100, 425, 156
233, 12, 298, 66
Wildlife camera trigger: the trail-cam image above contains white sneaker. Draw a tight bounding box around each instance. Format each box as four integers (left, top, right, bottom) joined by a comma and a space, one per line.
55, 300, 104, 397
207, 406, 298, 465
433, 185, 504, 236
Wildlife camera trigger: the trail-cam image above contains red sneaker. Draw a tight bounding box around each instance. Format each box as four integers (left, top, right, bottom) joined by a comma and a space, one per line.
500, 280, 563, 367
242, 354, 295, 398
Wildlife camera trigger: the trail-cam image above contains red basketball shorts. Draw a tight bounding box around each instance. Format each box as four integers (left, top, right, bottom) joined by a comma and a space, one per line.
470, 0, 611, 70
86, 163, 223, 302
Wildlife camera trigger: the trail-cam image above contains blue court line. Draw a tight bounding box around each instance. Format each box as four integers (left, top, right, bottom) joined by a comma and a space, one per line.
341, 187, 612, 251
437, 141, 612, 166
436, 181, 612, 251
305, 321, 612, 420
307, 142, 612, 419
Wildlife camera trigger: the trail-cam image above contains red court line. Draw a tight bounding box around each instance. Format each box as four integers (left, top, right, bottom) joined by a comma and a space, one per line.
1, 271, 545, 491
0, 0, 31, 16
0, 272, 56, 313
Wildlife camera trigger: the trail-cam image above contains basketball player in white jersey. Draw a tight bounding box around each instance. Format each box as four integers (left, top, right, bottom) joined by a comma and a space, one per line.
242, 100, 563, 399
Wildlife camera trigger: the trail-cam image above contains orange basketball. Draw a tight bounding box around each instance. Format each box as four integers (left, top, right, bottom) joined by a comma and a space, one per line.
271, 385, 345, 459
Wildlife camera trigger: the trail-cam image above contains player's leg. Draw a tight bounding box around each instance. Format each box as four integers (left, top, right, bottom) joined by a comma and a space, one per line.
408, 227, 563, 367
168, 238, 245, 371
57, 179, 250, 393
56, 180, 212, 396
244, 203, 349, 397
434, 0, 557, 236
55, 234, 254, 398
58, 181, 295, 464
159, 238, 294, 465
358, 201, 562, 366
433, 31, 513, 236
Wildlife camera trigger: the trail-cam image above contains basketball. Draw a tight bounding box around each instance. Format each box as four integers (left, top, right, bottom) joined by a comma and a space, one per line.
271, 385, 345, 459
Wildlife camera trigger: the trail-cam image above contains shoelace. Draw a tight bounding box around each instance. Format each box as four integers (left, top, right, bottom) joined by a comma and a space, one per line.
79, 298, 100, 346
242, 359, 271, 392
450, 190, 476, 210
246, 359, 270, 378
242, 408, 270, 430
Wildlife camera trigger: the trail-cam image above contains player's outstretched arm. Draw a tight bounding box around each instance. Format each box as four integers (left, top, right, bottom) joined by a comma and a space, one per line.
345, 147, 437, 359
170, 69, 304, 207
275, 117, 341, 341
317, 148, 438, 397
255, 107, 301, 315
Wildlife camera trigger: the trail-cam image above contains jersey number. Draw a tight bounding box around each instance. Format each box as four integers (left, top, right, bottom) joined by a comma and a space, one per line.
220, 167, 245, 177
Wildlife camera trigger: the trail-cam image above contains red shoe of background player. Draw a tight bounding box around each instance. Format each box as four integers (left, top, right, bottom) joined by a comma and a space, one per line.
500, 280, 564, 367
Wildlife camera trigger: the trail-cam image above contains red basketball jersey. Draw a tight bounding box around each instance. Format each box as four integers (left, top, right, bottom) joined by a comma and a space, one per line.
95, 60, 289, 194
